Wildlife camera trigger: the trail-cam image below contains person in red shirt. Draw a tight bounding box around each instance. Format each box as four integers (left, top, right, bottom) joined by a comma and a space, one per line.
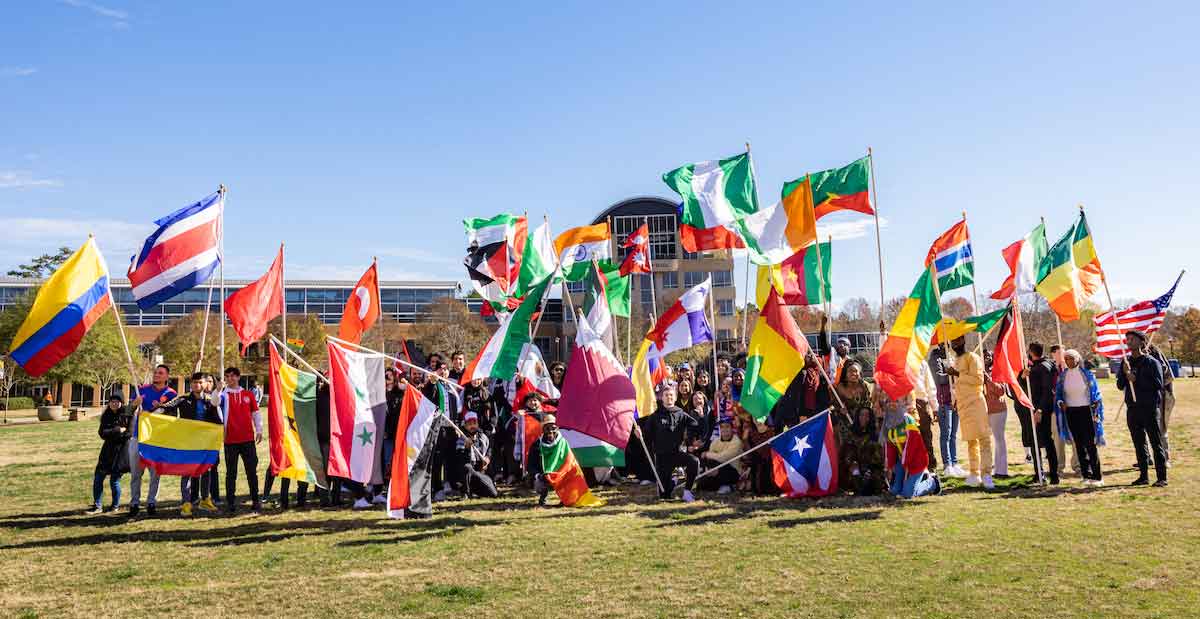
217, 366, 263, 514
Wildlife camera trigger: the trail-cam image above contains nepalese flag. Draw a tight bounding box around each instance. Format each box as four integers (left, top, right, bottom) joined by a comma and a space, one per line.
924, 219, 974, 293
1093, 273, 1182, 359
619, 223, 651, 276
770, 411, 838, 498
127, 191, 223, 310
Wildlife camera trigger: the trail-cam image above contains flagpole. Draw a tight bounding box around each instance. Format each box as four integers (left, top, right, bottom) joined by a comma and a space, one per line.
867, 148, 887, 333
1081, 204, 1135, 403
195, 275, 216, 373
326, 335, 463, 394
1011, 298, 1045, 485
280, 242, 287, 346
1038, 215, 1065, 352
269, 336, 328, 383
707, 269, 721, 398
695, 408, 834, 480
645, 216, 658, 321
741, 141, 757, 349
218, 184, 227, 374
92, 234, 139, 386
633, 425, 665, 495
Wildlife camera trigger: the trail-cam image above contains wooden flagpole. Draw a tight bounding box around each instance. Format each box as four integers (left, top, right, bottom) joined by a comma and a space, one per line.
1011, 298, 1045, 485
867, 147, 887, 333
741, 141, 756, 348
327, 335, 463, 394
218, 184, 227, 374
195, 276, 216, 373
645, 216, 658, 320
92, 234, 139, 386
1039, 216, 1066, 353
1080, 204, 1135, 402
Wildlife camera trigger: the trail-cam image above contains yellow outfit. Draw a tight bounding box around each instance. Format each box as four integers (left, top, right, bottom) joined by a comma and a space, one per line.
953, 351, 992, 477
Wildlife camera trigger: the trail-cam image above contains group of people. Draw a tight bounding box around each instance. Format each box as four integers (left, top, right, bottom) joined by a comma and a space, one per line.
89, 328, 1176, 516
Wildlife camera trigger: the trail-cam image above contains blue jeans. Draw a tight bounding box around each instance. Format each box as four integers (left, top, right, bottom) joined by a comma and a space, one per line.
92, 469, 122, 508
890, 465, 939, 498
382, 438, 395, 481
936, 404, 959, 466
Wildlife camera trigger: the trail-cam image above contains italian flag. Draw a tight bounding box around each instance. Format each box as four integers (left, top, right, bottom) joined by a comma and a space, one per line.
663, 152, 760, 229
462, 277, 551, 384
755, 242, 831, 308
555, 223, 611, 282
874, 267, 943, 400
326, 340, 389, 484
742, 288, 811, 421
537, 433, 605, 507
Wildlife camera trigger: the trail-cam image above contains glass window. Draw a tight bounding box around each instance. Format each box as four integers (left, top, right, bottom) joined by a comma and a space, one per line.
661, 271, 678, 289
286, 289, 304, 303
380, 288, 400, 303
613, 213, 677, 261
565, 280, 585, 294
717, 299, 734, 316
713, 271, 734, 288
638, 274, 653, 304
717, 329, 732, 340
684, 272, 707, 288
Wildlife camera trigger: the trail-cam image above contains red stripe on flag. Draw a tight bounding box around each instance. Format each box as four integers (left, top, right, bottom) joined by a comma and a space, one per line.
127, 223, 220, 286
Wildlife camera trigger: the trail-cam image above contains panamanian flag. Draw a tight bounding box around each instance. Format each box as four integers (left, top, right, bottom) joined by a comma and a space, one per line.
127, 190, 223, 310
770, 411, 838, 498
924, 219, 974, 293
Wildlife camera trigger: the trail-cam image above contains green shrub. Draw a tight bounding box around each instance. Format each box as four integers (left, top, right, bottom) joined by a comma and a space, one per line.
0, 397, 36, 411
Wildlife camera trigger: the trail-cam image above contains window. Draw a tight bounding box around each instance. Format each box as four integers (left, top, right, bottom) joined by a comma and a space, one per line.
682, 249, 699, 260
638, 274, 654, 304
713, 271, 734, 288
613, 214, 677, 261
717, 329, 732, 341
565, 280, 585, 294
661, 272, 679, 289
684, 272, 707, 288
717, 299, 734, 316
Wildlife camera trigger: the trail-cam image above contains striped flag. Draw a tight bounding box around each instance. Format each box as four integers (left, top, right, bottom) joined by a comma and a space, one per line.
127, 191, 222, 310
924, 219, 974, 293
1093, 274, 1182, 358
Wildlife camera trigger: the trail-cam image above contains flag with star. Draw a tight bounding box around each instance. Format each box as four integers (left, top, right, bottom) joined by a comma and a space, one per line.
755, 241, 831, 308
770, 411, 838, 498
387, 385, 444, 519
327, 339, 389, 484
267, 342, 325, 487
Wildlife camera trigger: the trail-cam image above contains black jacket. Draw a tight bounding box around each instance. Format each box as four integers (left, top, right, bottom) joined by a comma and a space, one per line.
1117, 354, 1163, 412
159, 393, 221, 424
96, 405, 133, 474
316, 381, 331, 446
384, 386, 405, 440
650, 405, 699, 457
1028, 358, 1056, 414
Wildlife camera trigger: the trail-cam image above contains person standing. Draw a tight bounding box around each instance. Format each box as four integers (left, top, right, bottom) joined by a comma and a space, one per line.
1055, 350, 1105, 486
928, 347, 964, 478
129, 364, 177, 517
983, 351, 1010, 477
159, 373, 223, 515
650, 385, 700, 502
945, 336, 993, 489
88, 393, 137, 514
1026, 343, 1060, 485
909, 360, 939, 472
1146, 343, 1174, 467
218, 366, 263, 514
1117, 331, 1167, 487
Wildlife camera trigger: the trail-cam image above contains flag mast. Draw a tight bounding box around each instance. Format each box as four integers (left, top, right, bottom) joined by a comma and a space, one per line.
1081, 204, 1135, 403
94, 234, 139, 386
219, 184, 227, 374
280, 242, 287, 346
741, 141, 755, 348
1040, 216, 1066, 352
867, 147, 887, 333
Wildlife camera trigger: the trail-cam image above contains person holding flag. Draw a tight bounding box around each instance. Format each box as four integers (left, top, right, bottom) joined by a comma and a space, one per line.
944, 336, 994, 489
1117, 331, 1167, 487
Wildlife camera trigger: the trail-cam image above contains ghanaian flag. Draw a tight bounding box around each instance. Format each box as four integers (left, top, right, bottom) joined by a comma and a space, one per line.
1035, 212, 1103, 322
267, 342, 325, 487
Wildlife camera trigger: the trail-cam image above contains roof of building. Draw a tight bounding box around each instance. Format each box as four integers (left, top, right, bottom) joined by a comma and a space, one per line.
591, 195, 679, 225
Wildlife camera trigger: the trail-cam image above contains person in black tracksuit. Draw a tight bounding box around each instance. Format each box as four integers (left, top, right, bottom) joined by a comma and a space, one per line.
158, 373, 223, 511
1026, 343, 1060, 484
650, 385, 700, 501
315, 377, 340, 507
1117, 330, 1167, 486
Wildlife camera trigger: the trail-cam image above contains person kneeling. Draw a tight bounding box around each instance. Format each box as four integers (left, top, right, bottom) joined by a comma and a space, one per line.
457, 412, 498, 499
697, 417, 743, 495
885, 410, 941, 498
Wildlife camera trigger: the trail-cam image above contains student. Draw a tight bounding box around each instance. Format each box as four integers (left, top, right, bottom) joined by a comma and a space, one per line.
456, 412, 498, 498
129, 364, 178, 517
697, 417, 743, 494
983, 351, 1010, 478
88, 393, 137, 514
885, 404, 941, 498
928, 347, 964, 478
945, 336, 993, 489
1056, 349, 1105, 486
159, 372, 223, 515
650, 385, 700, 502
1117, 331, 1167, 487
1026, 343, 1060, 485
218, 367, 263, 514
448, 351, 467, 383
200, 373, 223, 507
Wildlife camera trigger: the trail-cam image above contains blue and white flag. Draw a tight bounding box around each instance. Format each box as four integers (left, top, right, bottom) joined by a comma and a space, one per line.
127, 191, 223, 310
770, 411, 838, 498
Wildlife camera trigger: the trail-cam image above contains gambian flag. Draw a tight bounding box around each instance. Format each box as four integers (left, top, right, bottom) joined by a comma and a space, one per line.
806, 156, 873, 220
555, 223, 611, 282
326, 340, 388, 484
137, 412, 224, 477
267, 342, 323, 487
930, 307, 1009, 346
663, 152, 760, 230
1035, 212, 1103, 322
874, 268, 943, 399
755, 242, 831, 308
561, 429, 625, 467
538, 433, 605, 507
387, 386, 442, 519
742, 287, 811, 422
462, 277, 551, 384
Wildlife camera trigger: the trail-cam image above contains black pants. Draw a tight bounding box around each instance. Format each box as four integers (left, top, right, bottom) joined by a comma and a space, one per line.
916, 401, 938, 471
224, 441, 260, 510
697, 458, 739, 491
1065, 406, 1102, 481
430, 428, 455, 490
204, 455, 220, 502
1033, 410, 1059, 482
1127, 405, 1167, 482
654, 451, 699, 499
462, 464, 498, 498
1015, 407, 1035, 449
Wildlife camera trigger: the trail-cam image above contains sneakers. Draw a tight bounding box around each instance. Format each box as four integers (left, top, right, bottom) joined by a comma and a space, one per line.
352, 498, 371, 509
964, 475, 982, 487
931, 475, 943, 495
681, 490, 696, 503
1152, 479, 1168, 488
717, 485, 732, 495
432, 490, 447, 502
129, 504, 140, 518
639, 479, 653, 487
197, 498, 218, 512
1130, 477, 1149, 486
946, 465, 968, 478
146, 504, 157, 517
1083, 479, 1104, 487
982, 475, 995, 490
371, 494, 387, 505
181, 502, 193, 516
85, 505, 103, 515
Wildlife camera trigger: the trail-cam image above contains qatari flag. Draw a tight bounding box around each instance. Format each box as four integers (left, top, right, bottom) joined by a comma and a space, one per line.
555, 312, 635, 450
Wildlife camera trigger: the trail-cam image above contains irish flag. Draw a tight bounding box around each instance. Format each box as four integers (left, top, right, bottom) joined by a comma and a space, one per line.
755, 242, 831, 308
742, 287, 811, 422
663, 152, 760, 230
537, 433, 605, 507
267, 342, 323, 487
738, 177, 819, 265
874, 268, 943, 399
555, 223, 611, 281
807, 156, 873, 220
326, 340, 388, 484
462, 277, 551, 384
1035, 212, 1103, 322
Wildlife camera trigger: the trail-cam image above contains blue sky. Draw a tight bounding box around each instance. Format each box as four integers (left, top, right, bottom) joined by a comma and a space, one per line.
2, 1, 1197, 310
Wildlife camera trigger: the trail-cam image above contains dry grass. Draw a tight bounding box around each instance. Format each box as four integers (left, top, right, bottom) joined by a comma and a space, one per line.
1, 381, 1197, 618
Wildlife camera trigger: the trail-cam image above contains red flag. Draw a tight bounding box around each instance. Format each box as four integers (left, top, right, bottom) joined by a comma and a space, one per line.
518, 412, 542, 469
989, 301, 1033, 410
225, 244, 283, 352
554, 312, 635, 450
679, 223, 745, 252
337, 261, 382, 343
619, 223, 651, 276
990, 238, 1024, 301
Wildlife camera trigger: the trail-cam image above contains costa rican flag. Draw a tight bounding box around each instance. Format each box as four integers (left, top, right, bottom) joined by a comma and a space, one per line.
127, 191, 223, 310
770, 411, 838, 498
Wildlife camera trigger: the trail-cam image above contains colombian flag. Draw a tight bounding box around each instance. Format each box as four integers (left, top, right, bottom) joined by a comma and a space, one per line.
8, 237, 112, 377
137, 412, 224, 476
874, 267, 943, 400
1036, 212, 1102, 322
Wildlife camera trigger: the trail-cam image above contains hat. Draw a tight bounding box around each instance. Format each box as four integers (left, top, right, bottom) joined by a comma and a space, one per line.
836, 337, 851, 347
541, 414, 558, 428
463, 411, 479, 424
1126, 330, 1148, 343
678, 362, 691, 370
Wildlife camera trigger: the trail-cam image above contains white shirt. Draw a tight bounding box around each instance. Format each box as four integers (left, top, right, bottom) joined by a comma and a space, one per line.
1062, 368, 1090, 407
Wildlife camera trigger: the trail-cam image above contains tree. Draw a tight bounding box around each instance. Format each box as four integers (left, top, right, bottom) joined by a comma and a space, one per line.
410, 297, 491, 360
155, 310, 240, 376
7, 247, 73, 278
1173, 307, 1200, 364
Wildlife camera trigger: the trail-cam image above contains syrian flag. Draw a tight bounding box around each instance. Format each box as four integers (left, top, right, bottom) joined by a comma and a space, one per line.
555, 311, 635, 450
770, 411, 838, 498
991, 223, 1049, 300
326, 340, 389, 484
464, 214, 527, 302
337, 261, 381, 344
583, 260, 615, 352
387, 386, 444, 519
461, 277, 551, 384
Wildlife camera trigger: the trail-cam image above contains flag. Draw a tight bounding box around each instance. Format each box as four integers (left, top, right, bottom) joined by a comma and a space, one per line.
561, 429, 625, 467
126, 190, 222, 310
874, 268, 943, 399
462, 277, 552, 384
326, 340, 388, 484
663, 152, 760, 230
7, 237, 112, 378
990, 302, 1033, 409
930, 306, 1010, 347
619, 223, 651, 276
555, 223, 611, 281
1036, 212, 1103, 322
742, 288, 811, 422
517, 412, 543, 468
925, 219, 974, 293
991, 223, 1049, 301
337, 262, 381, 344
631, 277, 713, 417
267, 342, 323, 487
555, 311, 636, 449
755, 242, 831, 308
737, 178, 818, 265
516, 220, 556, 296
387, 385, 443, 519
510, 343, 560, 410
679, 223, 745, 253
225, 244, 284, 352
807, 156, 874, 220
537, 433, 605, 507
582, 261, 615, 352
464, 213, 527, 302
1093, 274, 1182, 358
598, 260, 631, 318
770, 411, 838, 498
137, 412, 224, 477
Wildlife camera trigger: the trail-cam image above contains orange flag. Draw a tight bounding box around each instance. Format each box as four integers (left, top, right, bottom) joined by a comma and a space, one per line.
337, 261, 381, 343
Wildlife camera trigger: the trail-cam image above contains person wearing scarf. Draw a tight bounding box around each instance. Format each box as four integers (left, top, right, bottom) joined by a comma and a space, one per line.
1054, 349, 1105, 486
886, 406, 941, 498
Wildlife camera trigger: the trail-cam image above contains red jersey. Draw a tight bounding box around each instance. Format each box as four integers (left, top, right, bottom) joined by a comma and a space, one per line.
221, 387, 260, 444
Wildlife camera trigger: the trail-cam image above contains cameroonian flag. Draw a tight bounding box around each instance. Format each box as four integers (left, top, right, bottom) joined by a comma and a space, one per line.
930, 306, 1009, 346
755, 242, 831, 308
738, 178, 818, 265
1035, 212, 1103, 322
742, 287, 812, 421
267, 342, 323, 487
555, 223, 611, 281
806, 156, 873, 220
562, 429, 625, 468
663, 152, 761, 229
538, 433, 605, 507
874, 267, 943, 399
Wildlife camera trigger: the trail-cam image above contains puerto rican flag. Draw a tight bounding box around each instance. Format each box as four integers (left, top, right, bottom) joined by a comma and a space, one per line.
127, 191, 223, 310
770, 411, 838, 498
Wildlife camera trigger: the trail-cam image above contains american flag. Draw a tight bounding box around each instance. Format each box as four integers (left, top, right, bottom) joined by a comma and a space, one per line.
1093, 273, 1183, 358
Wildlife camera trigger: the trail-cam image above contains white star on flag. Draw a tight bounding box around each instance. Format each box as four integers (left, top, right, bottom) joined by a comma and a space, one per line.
791, 435, 811, 458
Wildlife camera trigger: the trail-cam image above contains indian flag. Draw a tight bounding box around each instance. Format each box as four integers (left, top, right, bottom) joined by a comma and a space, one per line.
742, 287, 811, 421
561, 429, 625, 467
267, 342, 323, 487
663, 152, 761, 229
874, 268, 943, 399
1035, 212, 1103, 322
555, 223, 611, 281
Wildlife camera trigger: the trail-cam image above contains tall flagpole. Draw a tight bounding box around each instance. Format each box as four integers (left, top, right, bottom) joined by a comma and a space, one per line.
195, 276, 216, 373
742, 141, 757, 348
645, 216, 658, 320
1081, 203, 1135, 402
867, 147, 887, 333
218, 184, 227, 374
1040, 215, 1065, 351
92, 235, 139, 386
1012, 297, 1045, 485
280, 242, 287, 345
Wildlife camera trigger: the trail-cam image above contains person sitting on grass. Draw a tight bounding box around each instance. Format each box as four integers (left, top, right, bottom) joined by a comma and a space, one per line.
885, 400, 941, 498
697, 417, 743, 495
88, 393, 139, 515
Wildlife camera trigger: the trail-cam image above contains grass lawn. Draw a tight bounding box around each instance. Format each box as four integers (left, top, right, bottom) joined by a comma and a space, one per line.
1, 381, 1197, 618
